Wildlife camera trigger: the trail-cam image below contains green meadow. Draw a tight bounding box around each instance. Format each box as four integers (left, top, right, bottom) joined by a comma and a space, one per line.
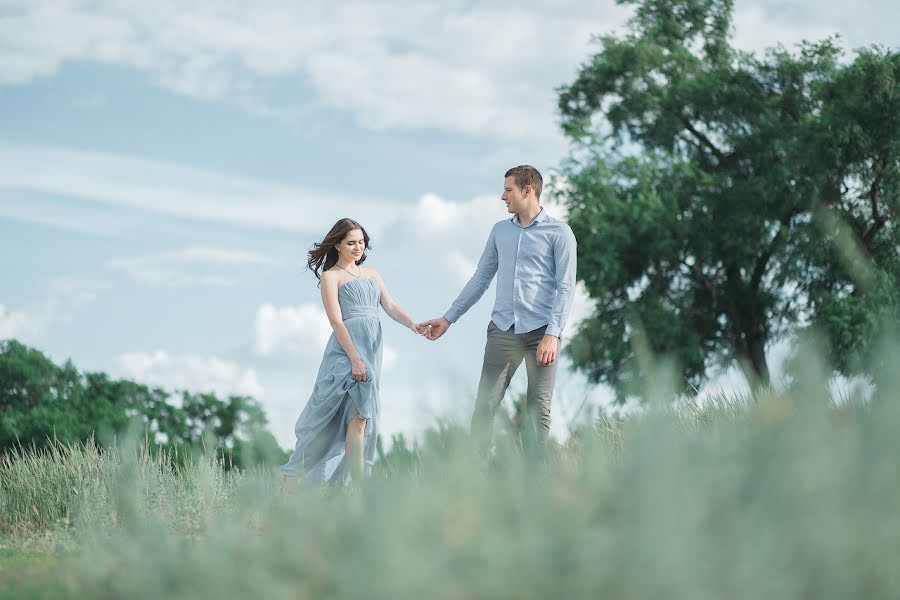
2, 334, 899, 599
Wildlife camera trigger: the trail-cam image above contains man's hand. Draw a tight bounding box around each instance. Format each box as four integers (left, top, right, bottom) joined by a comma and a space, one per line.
420, 317, 451, 341
536, 335, 558, 367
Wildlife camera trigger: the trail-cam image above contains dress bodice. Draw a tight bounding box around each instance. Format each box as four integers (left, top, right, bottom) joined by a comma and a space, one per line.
338, 277, 381, 320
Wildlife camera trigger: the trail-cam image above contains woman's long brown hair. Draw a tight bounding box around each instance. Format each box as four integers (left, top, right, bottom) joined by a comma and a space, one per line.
307, 218, 371, 281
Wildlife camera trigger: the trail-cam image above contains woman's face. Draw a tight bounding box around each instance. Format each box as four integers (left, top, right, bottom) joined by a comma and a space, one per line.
337, 228, 366, 262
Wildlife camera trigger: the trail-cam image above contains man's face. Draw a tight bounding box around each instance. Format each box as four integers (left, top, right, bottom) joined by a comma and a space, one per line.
501, 176, 528, 213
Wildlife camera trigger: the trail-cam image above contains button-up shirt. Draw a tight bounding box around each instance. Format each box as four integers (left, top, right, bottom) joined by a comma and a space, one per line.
444, 208, 577, 337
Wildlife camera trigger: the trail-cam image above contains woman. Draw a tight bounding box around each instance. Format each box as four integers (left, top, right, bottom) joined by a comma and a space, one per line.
280, 218, 426, 488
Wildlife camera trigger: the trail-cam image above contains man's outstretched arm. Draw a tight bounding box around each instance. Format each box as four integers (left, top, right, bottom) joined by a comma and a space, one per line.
421, 227, 499, 340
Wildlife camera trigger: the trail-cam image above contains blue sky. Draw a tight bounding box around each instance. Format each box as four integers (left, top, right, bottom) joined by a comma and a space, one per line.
1, 1, 895, 448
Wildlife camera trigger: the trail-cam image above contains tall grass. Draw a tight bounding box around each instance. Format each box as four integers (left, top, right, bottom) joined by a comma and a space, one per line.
0, 435, 240, 538
1, 336, 899, 598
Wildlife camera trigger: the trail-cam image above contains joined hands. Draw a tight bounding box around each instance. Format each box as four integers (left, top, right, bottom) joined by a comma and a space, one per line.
417, 317, 450, 341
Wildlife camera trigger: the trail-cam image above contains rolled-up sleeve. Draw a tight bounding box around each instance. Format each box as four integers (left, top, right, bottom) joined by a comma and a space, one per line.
444, 226, 499, 323
545, 225, 577, 338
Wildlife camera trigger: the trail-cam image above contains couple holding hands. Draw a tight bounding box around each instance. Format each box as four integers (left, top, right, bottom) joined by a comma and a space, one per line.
280, 165, 577, 487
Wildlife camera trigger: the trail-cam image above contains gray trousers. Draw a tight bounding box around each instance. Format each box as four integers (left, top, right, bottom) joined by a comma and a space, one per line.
470, 321, 560, 447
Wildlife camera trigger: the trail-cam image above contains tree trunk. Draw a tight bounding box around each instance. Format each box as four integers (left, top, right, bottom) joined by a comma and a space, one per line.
747, 336, 770, 389
737, 335, 771, 391
724, 261, 772, 391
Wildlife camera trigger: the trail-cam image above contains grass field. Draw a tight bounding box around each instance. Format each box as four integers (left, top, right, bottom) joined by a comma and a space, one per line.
1, 337, 899, 599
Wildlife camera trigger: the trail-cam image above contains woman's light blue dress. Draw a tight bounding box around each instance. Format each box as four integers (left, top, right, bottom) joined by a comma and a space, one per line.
280, 277, 382, 485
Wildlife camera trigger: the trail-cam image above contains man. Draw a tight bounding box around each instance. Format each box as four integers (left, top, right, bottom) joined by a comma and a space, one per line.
420, 165, 577, 448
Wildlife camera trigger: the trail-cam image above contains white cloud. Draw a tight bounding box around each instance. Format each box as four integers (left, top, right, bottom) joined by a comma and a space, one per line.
445, 251, 478, 285
108, 265, 236, 288
731, 4, 839, 54
0, 142, 401, 234
565, 282, 597, 338
114, 350, 265, 398
408, 192, 502, 235
171, 247, 282, 265
45, 276, 109, 308
731, 1, 897, 55
254, 301, 400, 373
1, 277, 108, 341
0, 1, 623, 145
107, 246, 284, 288
2, 1, 892, 145
382, 345, 399, 372
254, 302, 334, 361
0, 191, 141, 238
395, 192, 504, 284
0, 304, 37, 340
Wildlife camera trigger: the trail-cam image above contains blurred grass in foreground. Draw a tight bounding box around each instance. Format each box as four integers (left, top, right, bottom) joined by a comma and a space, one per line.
1, 333, 899, 599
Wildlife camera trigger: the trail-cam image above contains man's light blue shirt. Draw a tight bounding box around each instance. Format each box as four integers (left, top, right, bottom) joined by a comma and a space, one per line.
444, 208, 577, 338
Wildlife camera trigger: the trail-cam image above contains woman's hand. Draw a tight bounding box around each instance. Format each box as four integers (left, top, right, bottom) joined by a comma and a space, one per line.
351, 358, 368, 382
413, 323, 429, 336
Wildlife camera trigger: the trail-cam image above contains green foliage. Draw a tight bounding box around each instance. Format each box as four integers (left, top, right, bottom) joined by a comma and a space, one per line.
0, 341, 131, 450
0, 339, 286, 469
556, 0, 899, 394
2, 335, 900, 598
799, 49, 900, 373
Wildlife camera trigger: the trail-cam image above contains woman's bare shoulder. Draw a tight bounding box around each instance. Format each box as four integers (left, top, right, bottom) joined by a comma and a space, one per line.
320, 269, 341, 286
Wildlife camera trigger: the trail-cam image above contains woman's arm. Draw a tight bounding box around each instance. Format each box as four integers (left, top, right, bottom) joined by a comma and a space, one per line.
321, 272, 369, 381
372, 270, 425, 334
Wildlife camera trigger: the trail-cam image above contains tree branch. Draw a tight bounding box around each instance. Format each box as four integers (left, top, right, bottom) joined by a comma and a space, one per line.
863, 156, 887, 244
750, 221, 787, 292
683, 258, 719, 299
680, 117, 733, 168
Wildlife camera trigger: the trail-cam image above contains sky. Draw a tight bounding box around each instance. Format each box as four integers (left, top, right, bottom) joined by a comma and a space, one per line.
1, 1, 896, 450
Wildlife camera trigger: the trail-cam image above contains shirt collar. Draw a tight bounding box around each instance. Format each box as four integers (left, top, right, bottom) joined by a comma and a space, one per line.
512, 207, 548, 228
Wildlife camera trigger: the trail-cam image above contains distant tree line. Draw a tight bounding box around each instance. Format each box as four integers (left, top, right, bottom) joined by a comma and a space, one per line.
0, 339, 286, 468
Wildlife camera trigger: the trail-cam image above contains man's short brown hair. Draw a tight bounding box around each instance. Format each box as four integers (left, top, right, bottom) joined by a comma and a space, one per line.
505, 165, 543, 199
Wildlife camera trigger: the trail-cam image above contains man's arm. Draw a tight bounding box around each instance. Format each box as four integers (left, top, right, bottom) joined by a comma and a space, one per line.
420, 226, 499, 340
545, 225, 577, 338
443, 227, 499, 323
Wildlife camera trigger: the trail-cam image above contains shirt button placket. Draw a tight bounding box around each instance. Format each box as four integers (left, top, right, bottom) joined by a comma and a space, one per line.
513, 228, 523, 332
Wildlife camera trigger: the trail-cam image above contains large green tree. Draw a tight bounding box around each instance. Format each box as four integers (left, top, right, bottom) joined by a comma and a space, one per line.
0, 339, 285, 467
556, 0, 898, 394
